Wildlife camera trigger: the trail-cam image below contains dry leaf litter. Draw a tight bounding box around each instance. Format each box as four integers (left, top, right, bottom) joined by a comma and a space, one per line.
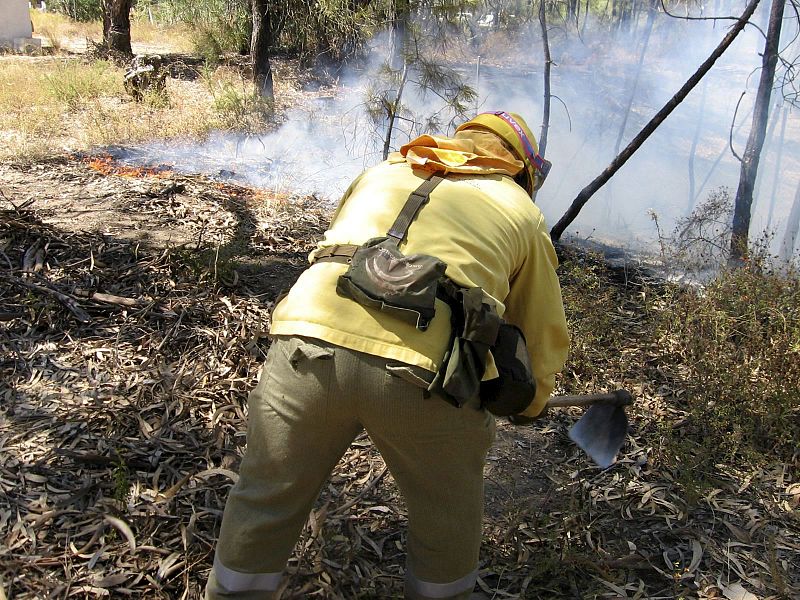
0, 158, 797, 599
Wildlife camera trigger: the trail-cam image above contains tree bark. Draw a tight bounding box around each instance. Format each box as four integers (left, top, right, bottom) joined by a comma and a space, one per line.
538, 0, 552, 156
382, 64, 408, 160
550, 0, 762, 241
102, 0, 133, 56
729, 0, 785, 264
251, 0, 275, 100
752, 100, 781, 214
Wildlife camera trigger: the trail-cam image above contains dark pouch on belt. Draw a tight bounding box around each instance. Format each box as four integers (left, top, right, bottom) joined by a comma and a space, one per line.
479, 323, 537, 416
336, 237, 447, 331
430, 287, 501, 406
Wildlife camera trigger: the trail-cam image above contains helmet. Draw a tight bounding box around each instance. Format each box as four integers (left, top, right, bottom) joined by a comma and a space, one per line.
456, 111, 551, 196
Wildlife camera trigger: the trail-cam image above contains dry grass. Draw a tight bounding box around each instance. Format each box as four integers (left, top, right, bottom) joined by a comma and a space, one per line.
31, 11, 102, 51
30, 10, 193, 54
0, 56, 296, 161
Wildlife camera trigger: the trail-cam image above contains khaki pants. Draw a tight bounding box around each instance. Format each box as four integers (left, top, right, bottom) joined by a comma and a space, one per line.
206, 336, 495, 600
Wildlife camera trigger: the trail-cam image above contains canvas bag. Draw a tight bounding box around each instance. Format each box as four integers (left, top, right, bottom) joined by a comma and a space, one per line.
336, 237, 447, 331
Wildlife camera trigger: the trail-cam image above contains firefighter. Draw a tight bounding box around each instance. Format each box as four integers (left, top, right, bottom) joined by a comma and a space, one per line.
205, 111, 570, 600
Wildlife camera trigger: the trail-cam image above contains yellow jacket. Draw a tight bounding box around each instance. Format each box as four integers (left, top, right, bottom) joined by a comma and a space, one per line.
270, 158, 569, 417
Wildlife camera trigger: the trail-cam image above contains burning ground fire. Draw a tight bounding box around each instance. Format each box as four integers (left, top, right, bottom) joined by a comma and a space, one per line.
83, 153, 175, 178
80, 152, 305, 206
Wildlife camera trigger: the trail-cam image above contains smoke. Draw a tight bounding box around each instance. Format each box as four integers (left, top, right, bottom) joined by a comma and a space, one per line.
112, 3, 800, 259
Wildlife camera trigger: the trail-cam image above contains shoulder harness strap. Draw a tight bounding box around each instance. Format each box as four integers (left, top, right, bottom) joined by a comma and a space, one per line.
314, 171, 445, 263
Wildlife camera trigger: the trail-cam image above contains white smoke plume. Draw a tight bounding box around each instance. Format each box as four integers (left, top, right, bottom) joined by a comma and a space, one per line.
110, 3, 800, 259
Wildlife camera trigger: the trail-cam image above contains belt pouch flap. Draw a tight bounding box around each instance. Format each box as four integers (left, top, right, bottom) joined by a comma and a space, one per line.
337, 237, 447, 330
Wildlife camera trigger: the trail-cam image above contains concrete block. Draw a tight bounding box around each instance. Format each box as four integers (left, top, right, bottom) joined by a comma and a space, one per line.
14, 37, 42, 52
0, 0, 34, 42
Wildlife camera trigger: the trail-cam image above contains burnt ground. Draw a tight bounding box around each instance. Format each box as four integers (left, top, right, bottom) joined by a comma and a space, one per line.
1, 154, 798, 600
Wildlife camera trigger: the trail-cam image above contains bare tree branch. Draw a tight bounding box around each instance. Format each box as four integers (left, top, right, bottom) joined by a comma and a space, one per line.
551, 0, 763, 241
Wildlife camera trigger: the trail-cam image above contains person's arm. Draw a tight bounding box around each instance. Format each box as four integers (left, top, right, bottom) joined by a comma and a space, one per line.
501, 213, 570, 417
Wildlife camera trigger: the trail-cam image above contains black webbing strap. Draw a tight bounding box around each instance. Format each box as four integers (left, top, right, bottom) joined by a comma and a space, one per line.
387, 173, 445, 245
313, 172, 446, 263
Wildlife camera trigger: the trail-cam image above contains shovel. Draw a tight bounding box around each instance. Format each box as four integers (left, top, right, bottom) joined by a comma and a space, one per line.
547, 390, 633, 469
511, 390, 633, 469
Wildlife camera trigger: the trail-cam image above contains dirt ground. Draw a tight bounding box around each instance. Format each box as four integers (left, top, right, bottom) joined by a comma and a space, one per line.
1, 52, 798, 600
0, 153, 580, 598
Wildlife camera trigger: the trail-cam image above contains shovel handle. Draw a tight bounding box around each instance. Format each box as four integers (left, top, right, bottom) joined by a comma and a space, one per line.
546, 389, 633, 409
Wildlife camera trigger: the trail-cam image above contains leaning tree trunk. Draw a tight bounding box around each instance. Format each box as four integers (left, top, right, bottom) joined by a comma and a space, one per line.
251, 0, 275, 100
538, 0, 552, 156
102, 0, 133, 56
550, 0, 761, 241
729, 0, 785, 264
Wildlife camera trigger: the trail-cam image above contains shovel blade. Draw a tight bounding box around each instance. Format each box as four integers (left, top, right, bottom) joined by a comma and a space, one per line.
568, 403, 628, 469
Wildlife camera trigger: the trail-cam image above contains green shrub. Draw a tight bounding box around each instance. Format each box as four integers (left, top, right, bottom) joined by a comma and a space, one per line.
209, 80, 273, 132
157, 0, 251, 60
50, 0, 104, 22
44, 59, 122, 108
653, 265, 799, 476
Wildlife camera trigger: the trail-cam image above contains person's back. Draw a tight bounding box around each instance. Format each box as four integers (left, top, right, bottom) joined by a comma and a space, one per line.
206, 112, 569, 600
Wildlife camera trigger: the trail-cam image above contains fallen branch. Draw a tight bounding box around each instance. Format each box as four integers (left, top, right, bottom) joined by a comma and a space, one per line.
73, 288, 145, 308
0, 272, 91, 323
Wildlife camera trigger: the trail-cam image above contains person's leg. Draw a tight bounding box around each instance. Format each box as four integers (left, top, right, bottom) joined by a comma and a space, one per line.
206, 337, 362, 599
358, 368, 496, 600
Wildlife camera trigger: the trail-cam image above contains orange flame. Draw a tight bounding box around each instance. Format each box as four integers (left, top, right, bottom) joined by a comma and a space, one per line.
84, 154, 174, 178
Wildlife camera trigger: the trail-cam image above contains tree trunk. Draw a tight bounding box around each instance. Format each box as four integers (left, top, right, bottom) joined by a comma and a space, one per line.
766, 105, 788, 230
550, 0, 761, 241
102, 0, 133, 56
538, 0, 552, 156
729, 0, 785, 264
752, 100, 781, 214
613, 3, 654, 157
687, 79, 708, 213
251, 0, 274, 100
382, 64, 409, 160
780, 178, 800, 262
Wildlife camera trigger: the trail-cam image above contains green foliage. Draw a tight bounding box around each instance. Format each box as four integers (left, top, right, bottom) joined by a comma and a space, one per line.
44, 60, 122, 108
112, 455, 131, 505
280, 0, 372, 63
365, 43, 477, 156
50, 0, 104, 22
651, 265, 799, 490
157, 0, 251, 60
206, 77, 274, 132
